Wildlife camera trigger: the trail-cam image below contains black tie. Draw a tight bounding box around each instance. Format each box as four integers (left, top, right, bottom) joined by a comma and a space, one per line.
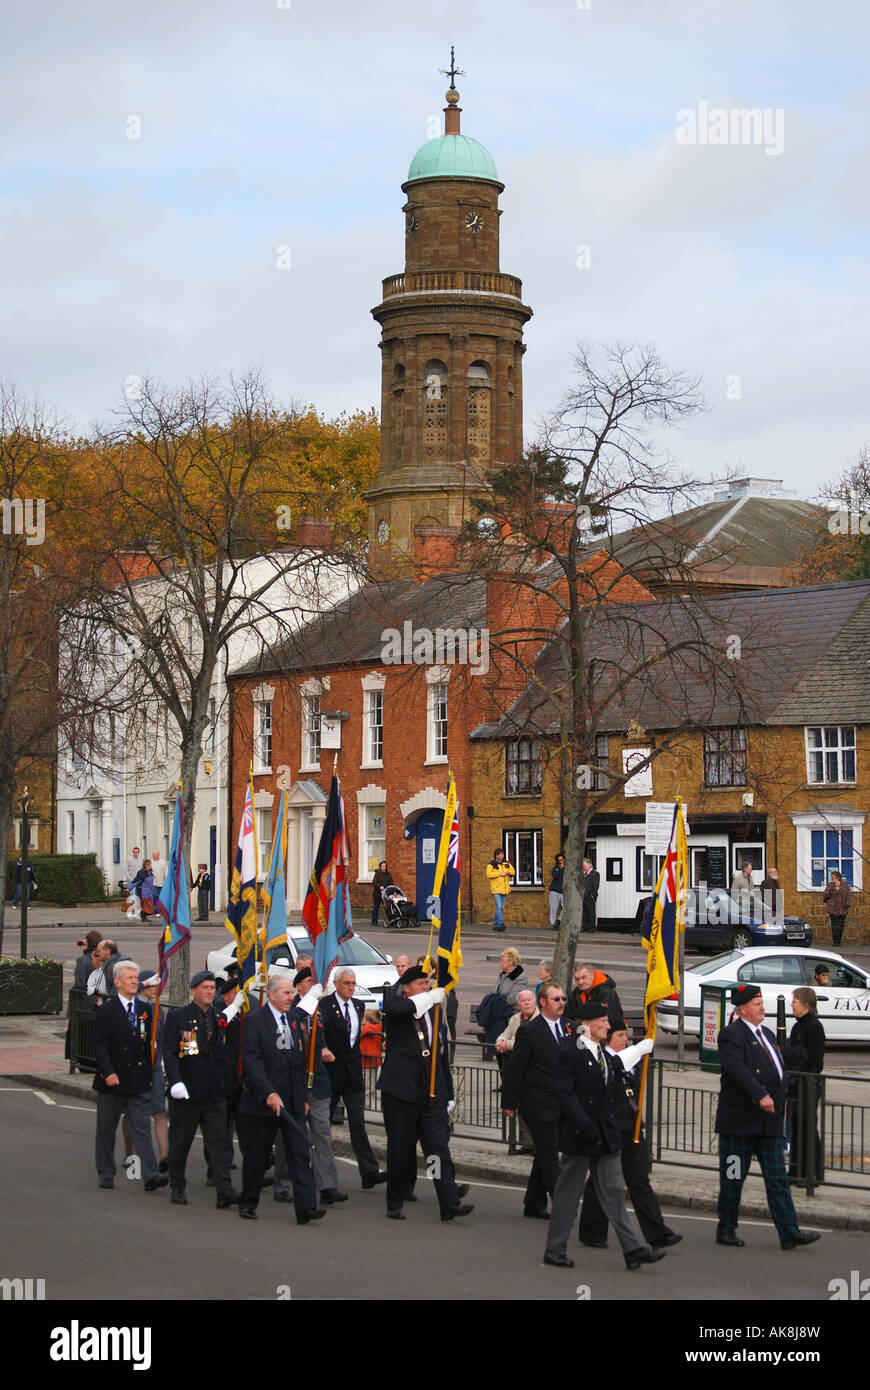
343, 1002, 352, 1037
598, 1048, 607, 1081
126, 1001, 135, 1030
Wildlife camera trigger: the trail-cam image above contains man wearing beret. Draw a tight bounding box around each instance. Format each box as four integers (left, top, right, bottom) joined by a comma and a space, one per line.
715, 983, 820, 1250
163, 970, 240, 1209
282, 968, 348, 1207
543, 1001, 664, 1270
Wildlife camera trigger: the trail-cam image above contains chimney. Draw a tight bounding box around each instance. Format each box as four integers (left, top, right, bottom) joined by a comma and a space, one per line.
296, 516, 332, 550
413, 521, 458, 581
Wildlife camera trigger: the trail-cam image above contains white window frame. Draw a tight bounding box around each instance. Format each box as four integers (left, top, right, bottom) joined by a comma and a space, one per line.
360, 672, 386, 769
356, 784, 387, 883
252, 683, 276, 775
425, 666, 449, 766
257, 807, 272, 881
805, 726, 856, 786
503, 828, 543, 887
791, 810, 865, 893
300, 678, 327, 773
67, 810, 75, 854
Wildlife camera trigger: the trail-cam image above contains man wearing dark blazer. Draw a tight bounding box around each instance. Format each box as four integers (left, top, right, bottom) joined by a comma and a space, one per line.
543, 1002, 664, 1270
320, 968, 386, 1189
236, 974, 322, 1224
162, 970, 239, 1208
581, 859, 600, 933
92, 959, 167, 1192
278, 968, 347, 1206
502, 981, 572, 1219
378, 967, 471, 1222
715, 984, 820, 1250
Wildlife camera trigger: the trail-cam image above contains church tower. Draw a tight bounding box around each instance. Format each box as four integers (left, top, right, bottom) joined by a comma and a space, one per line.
365, 57, 533, 562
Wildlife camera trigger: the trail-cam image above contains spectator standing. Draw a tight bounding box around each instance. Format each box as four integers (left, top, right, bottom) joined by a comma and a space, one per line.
133, 861, 156, 920
581, 858, 600, 933
486, 848, 515, 933
822, 870, 851, 947
74, 931, 103, 990
495, 989, 539, 1054
12, 857, 38, 908
784, 987, 825, 1182
565, 963, 622, 1023
549, 854, 565, 930
151, 849, 167, 896
730, 861, 755, 903
495, 948, 529, 1014
124, 848, 142, 918
371, 861, 393, 926
535, 959, 553, 1000
192, 863, 212, 922
759, 866, 783, 920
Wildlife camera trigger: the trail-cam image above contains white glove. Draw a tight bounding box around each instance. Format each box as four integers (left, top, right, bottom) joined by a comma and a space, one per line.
296, 983, 324, 1016
620, 1039, 654, 1072
170, 1082, 190, 1101
446, 1099, 456, 1115
411, 987, 446, 1017
219, 992, 246, 1024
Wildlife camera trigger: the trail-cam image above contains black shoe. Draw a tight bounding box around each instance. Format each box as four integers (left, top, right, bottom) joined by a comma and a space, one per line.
98, 1178, 114, 1189
297, 1208, 326, 1225
579, 1237, 608, 1247
216, 1190, 240, 1209
456, 1184, 470, 1200
386, 1209, 406, 1220
651, 1232, 682, 1248
144, 1176, 169, 1192
158, 1159, 169, 1174
170, 1189, 188, 1205
781, 1231, 821, 1250
362, 1171, 388, 1190
542, 1252, 574, 1268
441, 1203, 474, 1221
625, 1248, 666, 1270
402, 1193, 418, 1202
261, 1175, 274, 1188
239, 1207, 257, 1220
273, 1192, 293, 1203
716, 1231, 744, 1247
524, 1208, 550, 1220
319, 1190, 349, 1205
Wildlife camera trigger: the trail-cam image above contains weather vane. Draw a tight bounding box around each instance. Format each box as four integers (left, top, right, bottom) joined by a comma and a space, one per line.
439, 46, 465, 88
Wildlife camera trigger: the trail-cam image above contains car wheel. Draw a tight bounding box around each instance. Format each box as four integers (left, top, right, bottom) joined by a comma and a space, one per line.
730, 928, 753, 950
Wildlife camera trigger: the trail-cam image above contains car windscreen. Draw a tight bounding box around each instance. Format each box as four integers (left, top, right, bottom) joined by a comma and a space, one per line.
287, 933, 387, 968
690, 950, 745, 976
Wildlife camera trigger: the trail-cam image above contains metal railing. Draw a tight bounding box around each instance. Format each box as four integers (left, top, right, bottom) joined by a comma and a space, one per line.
361, 1039, 513, 1144
67, 986, 96, 1073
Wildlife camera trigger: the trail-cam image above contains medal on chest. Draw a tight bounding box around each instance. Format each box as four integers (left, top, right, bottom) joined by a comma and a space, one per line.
179, 1027, 199, 1058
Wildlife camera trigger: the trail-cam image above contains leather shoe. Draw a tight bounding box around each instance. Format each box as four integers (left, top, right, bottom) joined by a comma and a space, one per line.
651, 1232, 682, 1248
362, 1171, 388, 1189
144, 1176, 169, 1192
625, 1248, 666, 1270
542, 1253, 574, 1268
524, 1208, 550, 1220
319, 1190, 349, 1205
441, 1203, 474, 1222
158, 1159, 169, 1173
98, 1178, 114, 1189
579, 1237, 608, 1248
386, 1209, 406, 1220
216, 1190, 240, 1208
456, 1183, 470, 1199
297, 1208, 326, 1225
261, 1175, 274, 1187
170, 1189, 188, 1205
716, 1231, 745, 1247
781, 1231, 821, 1250
239, 1207, 258, 1220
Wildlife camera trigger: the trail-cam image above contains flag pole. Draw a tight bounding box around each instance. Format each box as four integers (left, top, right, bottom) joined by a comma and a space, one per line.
308, 751, 338, 1087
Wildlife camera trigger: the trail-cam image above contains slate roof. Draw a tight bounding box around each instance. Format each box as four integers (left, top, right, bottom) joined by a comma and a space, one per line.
471, 580, 870, 739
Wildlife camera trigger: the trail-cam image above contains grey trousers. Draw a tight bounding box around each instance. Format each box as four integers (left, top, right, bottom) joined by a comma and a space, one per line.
95, 1092, 158, 1182
545, 1150, 646, 1260
274, 1095, 339, 1197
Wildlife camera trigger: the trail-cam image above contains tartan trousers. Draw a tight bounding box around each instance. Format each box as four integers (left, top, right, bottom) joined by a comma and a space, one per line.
717, 1133, 800, 1245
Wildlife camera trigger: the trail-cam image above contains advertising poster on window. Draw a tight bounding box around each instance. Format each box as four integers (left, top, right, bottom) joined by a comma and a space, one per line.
645, 801, 689, 854
622, 746, 652, 798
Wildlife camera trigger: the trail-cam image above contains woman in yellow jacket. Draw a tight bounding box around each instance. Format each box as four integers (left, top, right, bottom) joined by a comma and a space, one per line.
486, 848, 515, 933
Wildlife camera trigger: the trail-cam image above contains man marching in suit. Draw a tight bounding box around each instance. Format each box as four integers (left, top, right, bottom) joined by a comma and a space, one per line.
236, 974, 323, 1224
92, 959, 168, 1193
320, 968, 386, 1190
715, 983, 820, 1250
502, 981, 572, 1220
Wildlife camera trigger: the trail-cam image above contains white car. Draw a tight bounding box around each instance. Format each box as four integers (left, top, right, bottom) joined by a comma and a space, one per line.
656, 946, 870, 1043
205, 928, 398, 1007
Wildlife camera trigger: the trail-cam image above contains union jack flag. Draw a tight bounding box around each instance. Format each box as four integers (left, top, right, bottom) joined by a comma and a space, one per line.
433, 772, 463, 992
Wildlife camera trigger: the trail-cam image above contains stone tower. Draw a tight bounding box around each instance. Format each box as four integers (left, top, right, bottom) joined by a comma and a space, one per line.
365, 76, 532, 563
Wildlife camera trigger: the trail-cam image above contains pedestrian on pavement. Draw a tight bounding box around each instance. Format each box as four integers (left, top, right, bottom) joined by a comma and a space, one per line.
378, 965, 472, 1223
12, 857, 38, 908
549, 853, 565, 929
319, 969, 387, 1191
581, 858, 600, 933
162, 970, 240, 1209
87, 940, 129, 1005
124, 847, 142, 917
714, 983, 820, 1250
543, 1002, 665, 1271
502, 981, 573, 1221
759, 866, 784, 920
285, 967, 348, 1207
92, 960, 168, 1193
192, 863, 212, 922
371, 861, 393, 926
577, 1018, 678, 1250
822, 870, 851, 948
486, 848, 514, 932
151, 849, 167, 896
784, 987, 825, 1183
730, 861, 756, 905
73, 931, 103, 990
133, 861, 156, 919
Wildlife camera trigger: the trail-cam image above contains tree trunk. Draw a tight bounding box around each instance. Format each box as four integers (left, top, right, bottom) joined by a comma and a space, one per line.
553, 797, 592, 990
0, 779, 12, 958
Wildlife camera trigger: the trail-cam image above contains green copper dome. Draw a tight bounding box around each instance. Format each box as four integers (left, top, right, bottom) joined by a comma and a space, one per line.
407, 133, 499, 183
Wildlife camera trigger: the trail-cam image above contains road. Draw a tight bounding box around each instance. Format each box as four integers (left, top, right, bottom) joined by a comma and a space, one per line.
0, 1080, 861, 1304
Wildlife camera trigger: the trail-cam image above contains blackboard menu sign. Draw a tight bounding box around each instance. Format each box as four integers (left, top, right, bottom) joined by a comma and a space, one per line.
705, 847, 728, 889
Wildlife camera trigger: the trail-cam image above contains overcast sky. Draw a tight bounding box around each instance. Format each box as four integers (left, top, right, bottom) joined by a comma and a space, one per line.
1, 0, 867, 501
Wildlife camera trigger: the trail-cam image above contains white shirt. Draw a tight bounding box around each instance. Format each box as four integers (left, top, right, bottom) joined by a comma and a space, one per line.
544, 1015, 566, 1044
151, 859, 167, 887
336, 995, 359, 1047
86, 965, 108, 998
740, 1017, 784, 1079
267, 1001, 292, 1045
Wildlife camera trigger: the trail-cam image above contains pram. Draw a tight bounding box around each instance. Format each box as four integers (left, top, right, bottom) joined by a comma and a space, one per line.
381, 883, 418, 930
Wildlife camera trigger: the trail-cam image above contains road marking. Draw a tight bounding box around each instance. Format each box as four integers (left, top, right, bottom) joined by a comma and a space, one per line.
33, 1090, 56, 1106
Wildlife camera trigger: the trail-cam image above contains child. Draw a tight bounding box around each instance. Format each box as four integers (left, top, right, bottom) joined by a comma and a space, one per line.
192, 863, 212, 922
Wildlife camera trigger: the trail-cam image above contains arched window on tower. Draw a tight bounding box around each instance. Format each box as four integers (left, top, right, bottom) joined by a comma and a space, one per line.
466, 360, 492, 464
423, 360, 448, 461
391, 363, 405, 455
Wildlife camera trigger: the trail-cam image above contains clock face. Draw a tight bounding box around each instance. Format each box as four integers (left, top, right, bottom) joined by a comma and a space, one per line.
464, 211, 483, 233
407, 213, 418, 235
377, 520, 390, 546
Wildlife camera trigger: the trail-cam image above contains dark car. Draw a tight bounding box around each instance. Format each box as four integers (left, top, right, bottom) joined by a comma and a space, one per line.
684, 888, 813, 951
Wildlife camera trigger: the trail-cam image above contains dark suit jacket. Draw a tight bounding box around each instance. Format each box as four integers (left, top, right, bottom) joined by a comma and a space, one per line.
557, 1034, 624, 1155
92, 994, 154, 1096
501, 1014, 573, 1123
378, 994, 453, 1106
583, 869, 601, 902
238, 1001, 307, 1118
163, 1002, 226, 1103
320, 993, 366, 1096
288, 1002, 332, 1102
715, 1017, 788, 1136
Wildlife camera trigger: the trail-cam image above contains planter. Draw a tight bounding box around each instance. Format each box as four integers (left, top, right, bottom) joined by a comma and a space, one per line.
0, 958, 64, 1015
